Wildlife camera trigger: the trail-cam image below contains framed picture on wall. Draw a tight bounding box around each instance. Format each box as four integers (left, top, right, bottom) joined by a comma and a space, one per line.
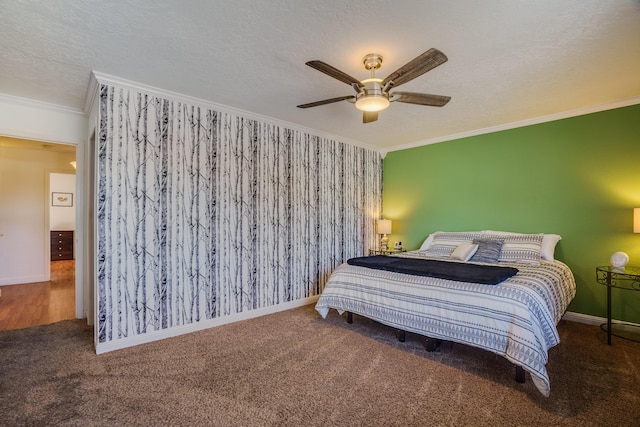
52, 192, 73, 207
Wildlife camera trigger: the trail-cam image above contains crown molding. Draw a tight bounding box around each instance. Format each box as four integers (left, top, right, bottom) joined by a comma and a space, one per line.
0, 93, 85, 116
88, 71, 381, 154
386, 96, 640, 153
83, 72, 101, 116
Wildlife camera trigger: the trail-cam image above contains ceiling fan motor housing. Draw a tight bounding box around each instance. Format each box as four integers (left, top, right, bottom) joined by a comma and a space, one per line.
355, 53, 390, 111
355, 78, 390, 111
363, 53, 383, 70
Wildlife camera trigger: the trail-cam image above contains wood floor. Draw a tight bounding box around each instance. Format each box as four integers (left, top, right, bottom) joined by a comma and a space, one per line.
0, 260, 76, 331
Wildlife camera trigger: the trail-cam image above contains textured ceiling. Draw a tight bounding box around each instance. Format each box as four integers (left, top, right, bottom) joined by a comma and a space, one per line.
1, 0, 639, 150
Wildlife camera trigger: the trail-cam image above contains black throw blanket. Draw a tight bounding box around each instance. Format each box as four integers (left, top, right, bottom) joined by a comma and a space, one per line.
347, 256, 519, 285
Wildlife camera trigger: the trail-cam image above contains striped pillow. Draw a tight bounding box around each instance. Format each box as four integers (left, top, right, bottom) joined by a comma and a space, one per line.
484, 233, 544, 265
482, 230, 561, 261
422, 232, 484, 258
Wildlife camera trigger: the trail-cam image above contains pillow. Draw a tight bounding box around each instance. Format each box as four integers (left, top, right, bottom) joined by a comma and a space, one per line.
469, 239, 504, 263
483, 230, 560, 261
422, 231, 484, 258
540, 234, 562, 261
419, 231, 484, 251
483, 233, 544, 265
419, 233, 436, 251
449, 243, 479, 261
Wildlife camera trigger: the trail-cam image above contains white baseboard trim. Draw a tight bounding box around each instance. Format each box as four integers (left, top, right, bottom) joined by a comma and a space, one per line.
562, 311, 640, 330
562, 311, 604, 325
95, 295, 320, 354
0, 275, 48, 286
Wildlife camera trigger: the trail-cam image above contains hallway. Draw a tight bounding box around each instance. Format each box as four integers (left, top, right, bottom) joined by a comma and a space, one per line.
0, 260, 75, 331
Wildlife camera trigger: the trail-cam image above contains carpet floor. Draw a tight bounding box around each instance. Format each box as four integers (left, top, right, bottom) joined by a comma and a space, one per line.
1, 304, 639, 426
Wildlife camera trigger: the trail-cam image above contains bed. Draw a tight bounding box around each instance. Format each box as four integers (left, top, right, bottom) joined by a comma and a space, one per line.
315, 231, 576, 396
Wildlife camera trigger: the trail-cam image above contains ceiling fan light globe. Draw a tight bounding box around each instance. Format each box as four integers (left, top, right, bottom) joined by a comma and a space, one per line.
355, 95, 390, 112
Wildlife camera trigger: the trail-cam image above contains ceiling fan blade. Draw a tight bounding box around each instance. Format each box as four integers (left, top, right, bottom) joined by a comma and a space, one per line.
363, 111, 378, 123
297, 95, 355, 109
393, 91, 451, 107
382, 48, 448, 89
306, 61, 364, 90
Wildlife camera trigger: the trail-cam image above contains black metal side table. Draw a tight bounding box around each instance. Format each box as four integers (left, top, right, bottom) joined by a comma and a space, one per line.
596, 265, 640, 345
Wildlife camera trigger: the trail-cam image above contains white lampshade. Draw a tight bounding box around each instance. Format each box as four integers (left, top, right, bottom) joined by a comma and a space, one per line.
634, 208, 640, 233
377, 219, 392, 235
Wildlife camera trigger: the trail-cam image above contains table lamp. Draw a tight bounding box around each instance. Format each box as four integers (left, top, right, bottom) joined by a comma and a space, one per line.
377, 219, 392, 251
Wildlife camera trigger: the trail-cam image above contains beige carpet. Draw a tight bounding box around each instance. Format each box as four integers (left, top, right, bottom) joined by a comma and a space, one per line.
1, 304, 639, 426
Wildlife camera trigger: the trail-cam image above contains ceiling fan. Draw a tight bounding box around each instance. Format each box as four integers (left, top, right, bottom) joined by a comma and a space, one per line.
297, 48, 451, 124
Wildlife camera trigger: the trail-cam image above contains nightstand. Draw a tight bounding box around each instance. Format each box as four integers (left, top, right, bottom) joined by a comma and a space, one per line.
596, 265, 640, 345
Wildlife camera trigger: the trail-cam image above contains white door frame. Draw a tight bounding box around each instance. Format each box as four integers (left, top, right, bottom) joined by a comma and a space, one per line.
0, 94, 89, 323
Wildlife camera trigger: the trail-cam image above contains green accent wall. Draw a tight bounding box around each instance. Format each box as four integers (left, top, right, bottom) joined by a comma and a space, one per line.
383, 103, 640, 323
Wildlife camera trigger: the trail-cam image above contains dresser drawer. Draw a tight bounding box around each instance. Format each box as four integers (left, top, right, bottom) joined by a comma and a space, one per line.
51, 237, 73, 247
52, 230, 74, 240
52, 249, 74, 260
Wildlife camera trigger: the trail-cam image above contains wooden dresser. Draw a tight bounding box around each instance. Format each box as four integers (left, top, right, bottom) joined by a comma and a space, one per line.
50, 230, 74, 261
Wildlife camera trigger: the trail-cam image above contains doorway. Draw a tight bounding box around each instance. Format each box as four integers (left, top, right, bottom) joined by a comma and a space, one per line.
0, 137, 77, 330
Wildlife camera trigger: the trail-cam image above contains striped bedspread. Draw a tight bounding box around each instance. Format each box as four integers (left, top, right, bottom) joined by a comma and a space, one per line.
315, 252, 576, 396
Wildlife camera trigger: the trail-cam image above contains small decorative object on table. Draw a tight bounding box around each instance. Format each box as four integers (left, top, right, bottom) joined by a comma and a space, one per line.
610, 252, 629, 269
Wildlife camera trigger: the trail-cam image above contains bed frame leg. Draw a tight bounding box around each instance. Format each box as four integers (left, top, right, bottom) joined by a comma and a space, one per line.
396, 329, 406, 342
346, 312, 353, 324
424, 338, 442, 352
515, 366, 526, 383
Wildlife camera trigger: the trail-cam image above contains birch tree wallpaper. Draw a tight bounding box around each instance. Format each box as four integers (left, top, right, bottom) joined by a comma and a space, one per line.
97, 84, 382, 345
